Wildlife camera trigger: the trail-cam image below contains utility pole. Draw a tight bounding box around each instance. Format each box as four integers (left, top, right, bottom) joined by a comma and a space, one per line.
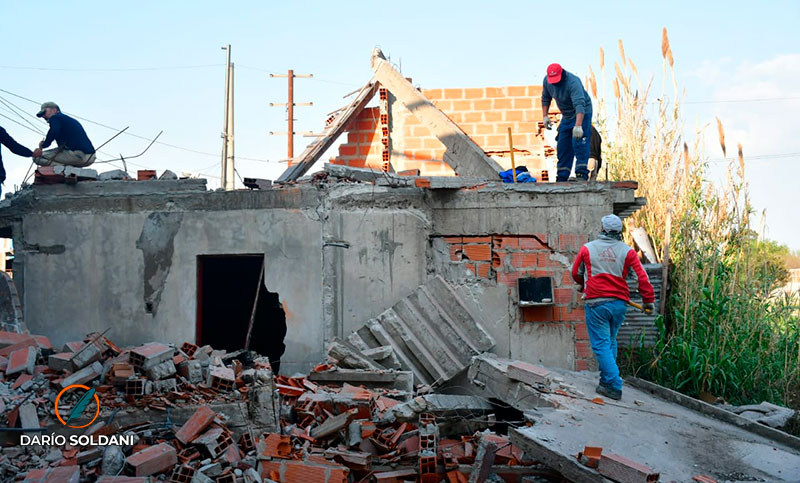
269, 70, 313, 165
220, 45, 235, 190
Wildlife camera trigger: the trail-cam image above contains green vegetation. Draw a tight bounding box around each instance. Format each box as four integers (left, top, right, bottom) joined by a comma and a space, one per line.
593, 29, 799, 406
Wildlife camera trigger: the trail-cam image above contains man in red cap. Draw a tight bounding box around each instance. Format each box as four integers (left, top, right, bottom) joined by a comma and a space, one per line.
541, 63, 593, 181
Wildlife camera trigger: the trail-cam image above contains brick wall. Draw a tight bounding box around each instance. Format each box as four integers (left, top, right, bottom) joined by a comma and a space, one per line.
331, 85, 558, 177
441, 233, 592, 371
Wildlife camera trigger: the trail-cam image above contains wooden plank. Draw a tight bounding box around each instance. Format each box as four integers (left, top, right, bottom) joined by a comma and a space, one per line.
277, 79, 379, 183
370, 48, 502, 179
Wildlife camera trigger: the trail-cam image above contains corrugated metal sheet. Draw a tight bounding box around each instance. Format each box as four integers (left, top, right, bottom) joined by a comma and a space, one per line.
618, 263, 664, 347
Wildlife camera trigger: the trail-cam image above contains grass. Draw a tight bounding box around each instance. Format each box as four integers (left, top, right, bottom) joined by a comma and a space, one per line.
594, 29, 799, 407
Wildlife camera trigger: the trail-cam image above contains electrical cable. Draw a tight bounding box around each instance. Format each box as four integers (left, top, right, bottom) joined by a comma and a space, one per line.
0, 64, 224, 72
0, 87, 274, 163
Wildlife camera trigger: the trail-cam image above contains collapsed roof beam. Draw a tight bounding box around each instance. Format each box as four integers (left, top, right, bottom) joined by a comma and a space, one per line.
370, 48, 502, 179
277, 78, 379, 183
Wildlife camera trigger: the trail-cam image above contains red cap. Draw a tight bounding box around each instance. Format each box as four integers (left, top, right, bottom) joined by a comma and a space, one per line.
546, 63, 563, 84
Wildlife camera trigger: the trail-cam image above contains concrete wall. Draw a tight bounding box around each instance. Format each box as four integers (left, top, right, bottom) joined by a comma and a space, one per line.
0, 178, 638, 374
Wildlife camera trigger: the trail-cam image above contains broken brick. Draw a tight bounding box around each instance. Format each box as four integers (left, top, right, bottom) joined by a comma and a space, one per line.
175, 406, 216, 445
125, 443, 177, 476
257, 433, 292, 460
6, 345, 36, 376
597, 453, 660, 483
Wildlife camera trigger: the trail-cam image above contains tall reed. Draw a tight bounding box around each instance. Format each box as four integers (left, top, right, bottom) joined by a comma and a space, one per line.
597, 31, 799, 405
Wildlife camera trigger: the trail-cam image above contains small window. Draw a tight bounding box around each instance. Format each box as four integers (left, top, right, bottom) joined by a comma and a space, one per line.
518, 277, 554, 306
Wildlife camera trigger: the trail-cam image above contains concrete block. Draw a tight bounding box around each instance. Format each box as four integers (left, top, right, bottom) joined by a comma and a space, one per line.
175, 406, 217, 445
98, 169, 131, 181
308, 369, 414, 394
6, 346, 36, 376
48, 352, 74, 372
468, 439, 497, 483
327, 338, 383, 370
507, 361, 552, 387
70, 342, 103, 370
130, 342, 173, 370
311, 408, 358, 440
209, 366, 235, 392
467, 353, 556, 411
158, 170, 178, 180
19, 402, 39, 434
153, 378, 177, 393
60, 361, 103, 389
178, 360, 203, 384
246, 383, 280, 434
63, 341, 85, 353
147, 359, 176, 380
125, 443, 177, 476
194, 426, 233, 458
597, 453, 660, 483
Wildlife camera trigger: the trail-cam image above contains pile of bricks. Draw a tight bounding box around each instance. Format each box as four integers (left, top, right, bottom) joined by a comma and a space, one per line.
0, 329, 279, 481
1, 326, 664, 482
2, 327, 556, 482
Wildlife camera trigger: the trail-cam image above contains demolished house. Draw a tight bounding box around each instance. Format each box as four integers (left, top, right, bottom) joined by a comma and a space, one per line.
0, 49, 798, 482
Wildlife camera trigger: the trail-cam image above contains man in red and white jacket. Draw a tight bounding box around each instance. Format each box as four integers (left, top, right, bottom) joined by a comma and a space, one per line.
571, 214, 655, 400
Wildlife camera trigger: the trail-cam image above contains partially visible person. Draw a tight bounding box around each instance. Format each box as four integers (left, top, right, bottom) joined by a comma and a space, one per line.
571, 214, 655, 400
32, 102, 96, 167
588, 125, 602, 180
541, 63, 593, 181
0, 125, 34, 197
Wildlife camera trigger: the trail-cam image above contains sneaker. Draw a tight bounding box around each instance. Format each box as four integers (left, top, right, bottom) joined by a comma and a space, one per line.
596, 384, 622, 400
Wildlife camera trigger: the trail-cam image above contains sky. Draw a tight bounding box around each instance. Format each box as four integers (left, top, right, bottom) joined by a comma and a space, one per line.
2, 1, 799, 248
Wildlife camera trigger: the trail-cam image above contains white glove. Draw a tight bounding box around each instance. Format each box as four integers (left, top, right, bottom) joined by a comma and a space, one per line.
543, 117, 553, 130
573, 125, 584, 139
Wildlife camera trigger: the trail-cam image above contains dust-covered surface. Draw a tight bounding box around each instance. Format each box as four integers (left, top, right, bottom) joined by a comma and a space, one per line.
512, 369, 800, 482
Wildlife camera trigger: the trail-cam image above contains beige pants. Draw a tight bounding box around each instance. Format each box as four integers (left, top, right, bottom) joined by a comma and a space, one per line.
35, 148, 96, 167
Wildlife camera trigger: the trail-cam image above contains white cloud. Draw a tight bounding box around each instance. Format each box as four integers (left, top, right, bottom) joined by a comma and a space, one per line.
689, 54, 800, 248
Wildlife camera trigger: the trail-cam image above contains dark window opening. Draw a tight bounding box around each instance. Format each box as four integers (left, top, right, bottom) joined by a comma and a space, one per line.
197, 255, 287, 373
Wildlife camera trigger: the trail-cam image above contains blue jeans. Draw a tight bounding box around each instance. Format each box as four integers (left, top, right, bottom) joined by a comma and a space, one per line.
556, 113, 592, 181
585, 299, 626, 390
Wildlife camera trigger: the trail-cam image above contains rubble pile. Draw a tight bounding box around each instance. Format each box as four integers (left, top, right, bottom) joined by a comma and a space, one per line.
0, 331, 557, 482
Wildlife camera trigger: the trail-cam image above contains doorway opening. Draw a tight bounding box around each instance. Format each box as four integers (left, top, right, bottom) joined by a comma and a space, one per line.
197, 255, 287, 373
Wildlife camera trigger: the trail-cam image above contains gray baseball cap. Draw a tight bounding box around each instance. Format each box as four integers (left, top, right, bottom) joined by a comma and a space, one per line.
36, 102, 59, 118
601, 214, 623, 232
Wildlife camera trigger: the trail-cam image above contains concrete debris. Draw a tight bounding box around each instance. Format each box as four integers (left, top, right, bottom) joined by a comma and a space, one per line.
3, 321, 798, 483
346, 276, 495, 387
98, 169, 132, 180
722, 401, 797, 429
468, 353, 558, 411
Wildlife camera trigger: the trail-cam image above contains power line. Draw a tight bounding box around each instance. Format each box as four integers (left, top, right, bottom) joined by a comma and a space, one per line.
0, 87, 274, 163
0, 111, 43, 136
0, 95, 46, 134
708, 152, 800, 163
684, 96, 800, 105
238, 64, 360, 87
0, 64, 223, 72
